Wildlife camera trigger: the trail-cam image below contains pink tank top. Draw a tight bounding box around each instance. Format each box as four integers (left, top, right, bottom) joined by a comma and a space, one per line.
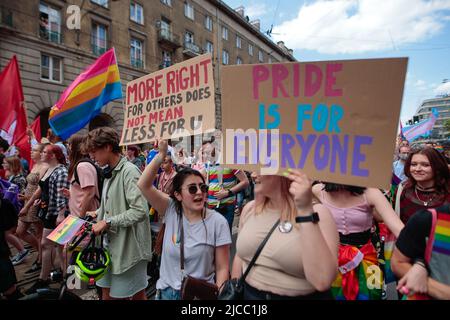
320, 190, 373, 235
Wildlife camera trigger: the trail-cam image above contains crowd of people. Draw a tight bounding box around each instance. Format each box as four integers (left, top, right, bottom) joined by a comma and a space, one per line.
0, 128, 449, 301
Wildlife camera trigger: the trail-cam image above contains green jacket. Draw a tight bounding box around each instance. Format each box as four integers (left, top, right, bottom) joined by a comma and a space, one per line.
97, 157, 152, 274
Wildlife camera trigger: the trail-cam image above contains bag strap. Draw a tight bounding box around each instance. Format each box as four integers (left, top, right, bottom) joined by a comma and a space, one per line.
239, 219, 280, 284
180, 215, 185, 277
394, 182, 404, 216
424, 208, 438, 264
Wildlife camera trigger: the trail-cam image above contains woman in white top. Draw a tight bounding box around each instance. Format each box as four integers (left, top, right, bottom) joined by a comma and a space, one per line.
138, 140, 231, 300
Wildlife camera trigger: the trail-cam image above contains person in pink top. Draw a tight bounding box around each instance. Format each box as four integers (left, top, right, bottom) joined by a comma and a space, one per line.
61, 134, 100, 272
312, 182, 404, 300
64, 134, 100, 218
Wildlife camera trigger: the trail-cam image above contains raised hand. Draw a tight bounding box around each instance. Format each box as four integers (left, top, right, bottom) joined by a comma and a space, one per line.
283, 169, 314, 214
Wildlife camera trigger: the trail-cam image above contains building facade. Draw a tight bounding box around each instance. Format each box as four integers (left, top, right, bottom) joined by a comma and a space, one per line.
0, 0, 295, 141
409, 95, 450, 140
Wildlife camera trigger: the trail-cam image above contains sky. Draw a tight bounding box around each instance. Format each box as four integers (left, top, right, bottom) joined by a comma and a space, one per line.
224, 0, 450, 124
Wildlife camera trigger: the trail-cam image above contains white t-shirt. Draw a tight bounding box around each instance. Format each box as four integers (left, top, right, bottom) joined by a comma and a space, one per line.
156, 199, 232, 291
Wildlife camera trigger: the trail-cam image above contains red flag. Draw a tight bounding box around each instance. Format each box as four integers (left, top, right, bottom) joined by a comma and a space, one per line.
30, 117, 42, 143
0, 56, 30, 165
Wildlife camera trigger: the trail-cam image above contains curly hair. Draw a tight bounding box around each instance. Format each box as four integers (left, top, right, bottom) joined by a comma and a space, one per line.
85, 127, 121, 154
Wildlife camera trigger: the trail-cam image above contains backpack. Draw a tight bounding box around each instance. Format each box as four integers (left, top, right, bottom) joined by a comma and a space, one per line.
0, 178, 22, 213
71, 158, 104, 202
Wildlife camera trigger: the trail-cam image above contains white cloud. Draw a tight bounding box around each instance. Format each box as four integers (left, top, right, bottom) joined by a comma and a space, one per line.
434, 81, 450, 94
415, 79, 426, 86
245, 3, 269, 19
273, 0, 450, 54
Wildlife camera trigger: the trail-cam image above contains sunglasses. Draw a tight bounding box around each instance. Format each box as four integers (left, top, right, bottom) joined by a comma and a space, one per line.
183, 184, 209, 195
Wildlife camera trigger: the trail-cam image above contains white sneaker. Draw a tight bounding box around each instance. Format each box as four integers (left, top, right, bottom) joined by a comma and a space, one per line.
12, 249, 30, 266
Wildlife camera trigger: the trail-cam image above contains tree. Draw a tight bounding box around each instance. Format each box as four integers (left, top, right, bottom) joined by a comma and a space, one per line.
445, 119, 450, 134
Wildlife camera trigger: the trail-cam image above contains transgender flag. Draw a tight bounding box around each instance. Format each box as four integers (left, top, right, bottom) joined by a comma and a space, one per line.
402, 108, 439, 142
49, 48, 122, 140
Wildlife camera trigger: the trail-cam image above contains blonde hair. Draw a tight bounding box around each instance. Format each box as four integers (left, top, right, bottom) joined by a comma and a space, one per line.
255, 176, 298, 223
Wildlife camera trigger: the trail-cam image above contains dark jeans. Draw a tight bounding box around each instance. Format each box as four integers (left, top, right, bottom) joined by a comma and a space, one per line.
215, 204, 235, 232
243, 281, 333, 300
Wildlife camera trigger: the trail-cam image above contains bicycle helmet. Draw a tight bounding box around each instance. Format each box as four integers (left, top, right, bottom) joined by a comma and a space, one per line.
74, 234, 110, 284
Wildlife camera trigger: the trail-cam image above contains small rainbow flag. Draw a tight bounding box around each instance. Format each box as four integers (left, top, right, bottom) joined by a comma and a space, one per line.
433, 213, 450, 255
47, 215, 86, 245
48, 48, 122, 140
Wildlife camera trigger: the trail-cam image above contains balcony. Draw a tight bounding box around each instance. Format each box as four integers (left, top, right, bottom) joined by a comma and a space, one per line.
131, 58, 144, 69
157, 28, 181, 49
91, 44, 107, 56
183, 41, 202, 57
0, 6, 13, 28
39, 27, 62, 44
91, 36, 107, 56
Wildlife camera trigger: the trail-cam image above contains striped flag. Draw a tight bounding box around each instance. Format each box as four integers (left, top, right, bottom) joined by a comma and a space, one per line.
47, 215, 86, 245
48, 48, 122, 140
402, 108, 439, 142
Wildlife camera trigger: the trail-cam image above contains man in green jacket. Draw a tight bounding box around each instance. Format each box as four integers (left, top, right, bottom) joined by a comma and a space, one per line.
86, 127, 152, 300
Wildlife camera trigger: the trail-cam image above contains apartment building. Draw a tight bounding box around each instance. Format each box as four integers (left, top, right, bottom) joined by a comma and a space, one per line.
0, 0, 295, 138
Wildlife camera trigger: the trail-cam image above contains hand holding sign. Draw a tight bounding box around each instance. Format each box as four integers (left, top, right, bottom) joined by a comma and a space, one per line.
284, 169, 314, 215
158, 139, 168, 158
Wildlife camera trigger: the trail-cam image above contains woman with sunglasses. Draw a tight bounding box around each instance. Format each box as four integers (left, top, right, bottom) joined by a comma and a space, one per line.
138, 140, 232, 300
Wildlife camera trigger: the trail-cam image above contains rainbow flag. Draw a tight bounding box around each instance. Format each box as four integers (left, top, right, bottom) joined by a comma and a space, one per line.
48, 48, 122, 140
47, 215, 86, 245
433, 213, 450, 255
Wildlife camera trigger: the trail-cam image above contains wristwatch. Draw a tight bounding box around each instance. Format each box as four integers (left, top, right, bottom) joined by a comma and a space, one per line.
228, 189, 235, 197
295, 212, 320, 224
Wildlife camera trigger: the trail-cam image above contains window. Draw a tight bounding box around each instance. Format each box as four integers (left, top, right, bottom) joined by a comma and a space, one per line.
162, 50, 172, 68
222, 50, 229, 65
39, 2, 61, 43
160, 0, 171, 6
91, 23, 107, 56
184, 2, 194, 20
236, 35, 241, 49
41, 54, 61, 82
236, 57, 242, 65
248, 44, 253, 56
130, 38, 143, 69
258, 50, 264, 62
91, 0, 108, 8
184, 31, 194, 44
222, 26, 228, 40
205, 15, 213, 31
268, 57, 273, 63
205, 41, 214, 54
160, 18, 170, 33
130, 2, 143, 24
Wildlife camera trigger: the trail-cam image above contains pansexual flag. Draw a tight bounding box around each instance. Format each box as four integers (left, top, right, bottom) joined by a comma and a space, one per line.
48, 48, 122, 140
47, 215, 86, 245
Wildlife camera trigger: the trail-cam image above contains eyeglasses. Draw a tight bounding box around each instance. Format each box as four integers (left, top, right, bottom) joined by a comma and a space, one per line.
183, 184, 209, 195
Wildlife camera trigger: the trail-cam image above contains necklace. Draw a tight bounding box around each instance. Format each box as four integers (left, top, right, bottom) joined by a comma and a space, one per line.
278, 220, 293, 233
414, 187, 436, 207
